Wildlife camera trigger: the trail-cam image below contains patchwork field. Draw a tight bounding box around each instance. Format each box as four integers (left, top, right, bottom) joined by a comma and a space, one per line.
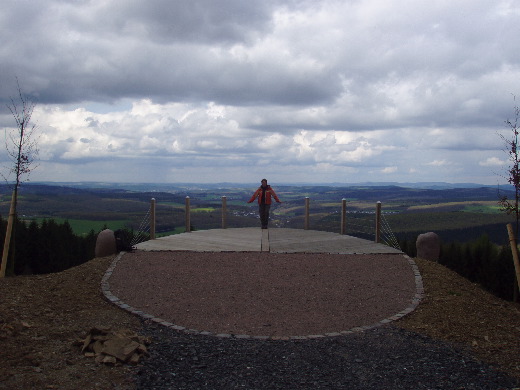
0, 183, 515, 245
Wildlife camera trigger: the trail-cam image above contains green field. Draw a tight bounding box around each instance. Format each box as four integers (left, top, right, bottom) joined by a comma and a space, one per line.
191, 207, 216, 212
408, 201, 502, 213
3, 183, 516, 245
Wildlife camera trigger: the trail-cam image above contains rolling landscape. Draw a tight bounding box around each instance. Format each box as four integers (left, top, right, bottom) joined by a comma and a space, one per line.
0, 181, 515, 246
3, 2, 520, 387
2, 184, 520, 387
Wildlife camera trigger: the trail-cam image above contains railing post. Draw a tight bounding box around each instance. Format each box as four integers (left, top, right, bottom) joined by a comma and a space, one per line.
304, 197, 310, 230
150, 198, 156, 240
221, 195, 227, 229
375, 201, 381, 243
185, 196, 191, 232
341, 198, 347, 235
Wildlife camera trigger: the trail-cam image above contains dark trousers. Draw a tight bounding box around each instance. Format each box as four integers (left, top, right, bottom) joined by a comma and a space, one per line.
259, 203, 271, 228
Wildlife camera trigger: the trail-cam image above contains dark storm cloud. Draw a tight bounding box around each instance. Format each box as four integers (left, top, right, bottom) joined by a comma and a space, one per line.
1, 0, 519, 184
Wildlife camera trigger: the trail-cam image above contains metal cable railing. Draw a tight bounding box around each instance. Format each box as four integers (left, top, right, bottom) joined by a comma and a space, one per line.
380, 214, 401, 250
343, 211, 401, 251
131, 197, 402, 252
129, 205, 152, 247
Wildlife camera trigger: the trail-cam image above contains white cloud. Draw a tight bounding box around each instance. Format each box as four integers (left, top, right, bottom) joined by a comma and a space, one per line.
479, 157, 507, 167
0, 0, 519, 184
427, 160, 450, 167
381, 166, 398, 174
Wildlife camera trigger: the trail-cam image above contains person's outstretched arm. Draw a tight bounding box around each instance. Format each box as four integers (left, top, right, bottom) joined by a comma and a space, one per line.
271, 188, 281, 203
247, 189, 260, 203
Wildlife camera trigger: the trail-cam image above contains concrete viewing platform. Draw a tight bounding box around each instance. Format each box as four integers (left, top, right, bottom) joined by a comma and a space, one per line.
106, 227, 420, 340
135, 227, 402, 254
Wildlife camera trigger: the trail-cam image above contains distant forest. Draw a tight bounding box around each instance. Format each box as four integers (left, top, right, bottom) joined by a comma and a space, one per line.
0, 183, 518, 301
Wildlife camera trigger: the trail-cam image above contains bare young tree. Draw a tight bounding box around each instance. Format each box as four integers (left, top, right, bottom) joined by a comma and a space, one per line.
498, 96, 520, 302
498, 96, 520, 239
0, 80, 39, 277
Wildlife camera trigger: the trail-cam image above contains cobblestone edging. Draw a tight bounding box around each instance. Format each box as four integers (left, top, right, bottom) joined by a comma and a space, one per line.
101, 252, 424, 341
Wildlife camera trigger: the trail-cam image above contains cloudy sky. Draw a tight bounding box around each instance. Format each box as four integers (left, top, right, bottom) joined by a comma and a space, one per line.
1, 0, 520, 185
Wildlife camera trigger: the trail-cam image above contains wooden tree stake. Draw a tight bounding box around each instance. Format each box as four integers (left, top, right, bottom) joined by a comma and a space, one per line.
506, 223, 520, 295
0, 191, 16, 278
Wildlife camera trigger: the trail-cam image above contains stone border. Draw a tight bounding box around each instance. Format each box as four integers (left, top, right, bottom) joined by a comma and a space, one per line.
101, 252, 424, 340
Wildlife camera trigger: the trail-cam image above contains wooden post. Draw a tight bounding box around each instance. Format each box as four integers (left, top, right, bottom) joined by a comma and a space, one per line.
341, 198, 347, 235
221, 196, 227, 229
506, 223, 520, 297
304, 197, 310, 230
375, 201, 381, 243
0, 191, 16, 278
150, 198, 156, 240
185, 196, 191, 232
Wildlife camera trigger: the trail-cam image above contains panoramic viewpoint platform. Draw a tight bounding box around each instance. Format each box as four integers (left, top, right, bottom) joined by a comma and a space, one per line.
134, 227, 403, 254
103, 228, 422, 339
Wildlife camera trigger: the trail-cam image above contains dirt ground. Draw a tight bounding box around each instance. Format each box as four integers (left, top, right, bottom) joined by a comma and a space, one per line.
0, 255, 519, 389
397, 257, 520, 380
0, 256, 142, 390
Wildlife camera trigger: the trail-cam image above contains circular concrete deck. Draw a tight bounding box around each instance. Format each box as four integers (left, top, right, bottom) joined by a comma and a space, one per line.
135, 227, 403, 254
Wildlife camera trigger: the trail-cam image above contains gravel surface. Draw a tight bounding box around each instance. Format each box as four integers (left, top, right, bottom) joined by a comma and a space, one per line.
108, 251, 418, 337
107, 251, 520, 389
134, 322, 518, 390
2, 252, 519, 389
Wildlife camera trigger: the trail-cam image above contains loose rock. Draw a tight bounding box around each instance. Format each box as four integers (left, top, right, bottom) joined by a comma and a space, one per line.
78, 326, 150, 365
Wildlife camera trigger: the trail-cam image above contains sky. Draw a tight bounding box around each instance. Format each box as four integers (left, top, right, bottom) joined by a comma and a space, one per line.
1, 0, 520, 186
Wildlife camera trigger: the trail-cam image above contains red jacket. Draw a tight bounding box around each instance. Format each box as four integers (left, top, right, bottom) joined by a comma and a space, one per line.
248, 186, 281, 205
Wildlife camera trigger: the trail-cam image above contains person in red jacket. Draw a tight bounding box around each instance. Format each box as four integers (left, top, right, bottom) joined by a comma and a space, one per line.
247, 179, 281, 229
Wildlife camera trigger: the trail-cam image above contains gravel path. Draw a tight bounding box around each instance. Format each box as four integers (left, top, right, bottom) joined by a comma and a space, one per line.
134, 322, 518, 390
106, 251, 520, 389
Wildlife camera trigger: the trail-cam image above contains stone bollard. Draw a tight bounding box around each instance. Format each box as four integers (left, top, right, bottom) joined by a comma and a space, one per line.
95, 229, 117, 257
416, 232, 441, 261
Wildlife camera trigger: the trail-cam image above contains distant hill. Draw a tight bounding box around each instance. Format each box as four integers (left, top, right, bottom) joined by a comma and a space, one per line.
0, 182, 515, 245
0, 182, 513, 205
23, 181, 515, 192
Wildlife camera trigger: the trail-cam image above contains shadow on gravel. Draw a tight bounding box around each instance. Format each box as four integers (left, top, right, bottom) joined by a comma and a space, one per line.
132, 322, 519, 390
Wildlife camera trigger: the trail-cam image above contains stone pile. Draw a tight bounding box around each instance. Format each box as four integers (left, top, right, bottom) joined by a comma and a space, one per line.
78, 326, 151, 365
